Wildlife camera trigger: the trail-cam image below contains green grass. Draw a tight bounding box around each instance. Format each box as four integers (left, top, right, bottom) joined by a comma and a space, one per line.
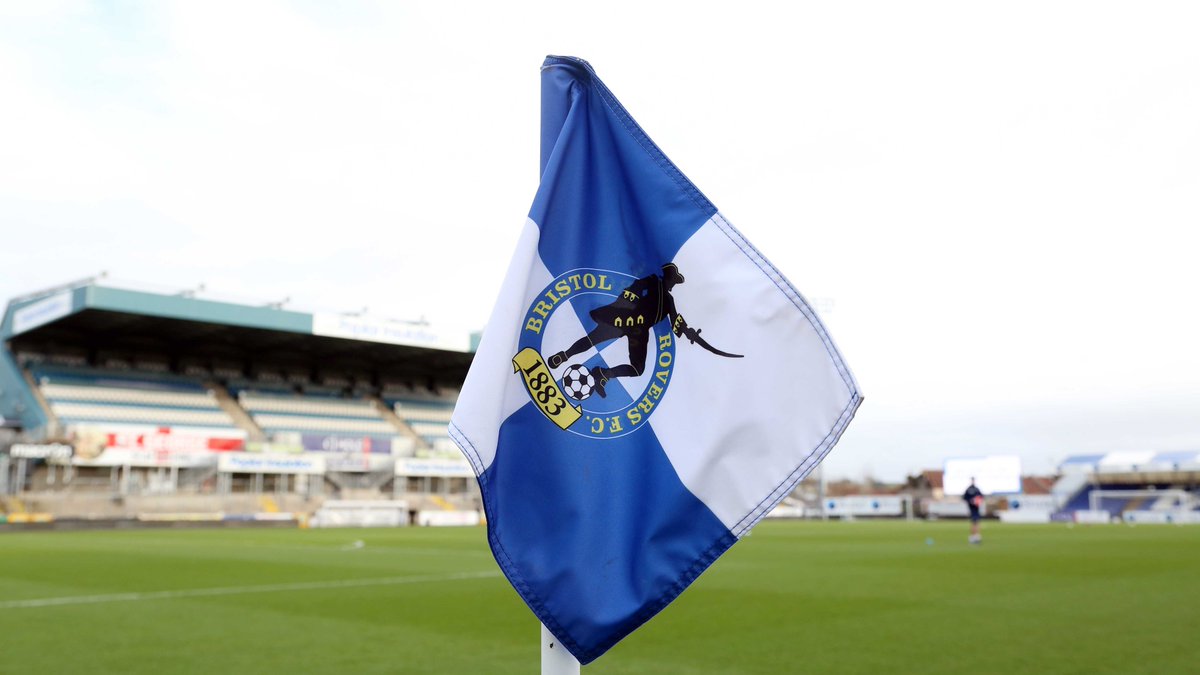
2, 521, 1198, 674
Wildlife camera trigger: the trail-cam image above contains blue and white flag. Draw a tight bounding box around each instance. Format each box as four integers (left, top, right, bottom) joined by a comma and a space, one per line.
450, 56, 862, 664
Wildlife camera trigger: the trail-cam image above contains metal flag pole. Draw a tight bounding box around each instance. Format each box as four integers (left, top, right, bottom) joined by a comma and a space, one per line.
541, 624, 580, 674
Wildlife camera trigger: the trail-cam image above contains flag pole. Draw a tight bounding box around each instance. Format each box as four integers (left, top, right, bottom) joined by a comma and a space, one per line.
541, 624, 580, 674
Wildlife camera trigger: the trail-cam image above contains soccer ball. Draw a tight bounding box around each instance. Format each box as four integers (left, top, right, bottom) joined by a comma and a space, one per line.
560, 364, 596, 401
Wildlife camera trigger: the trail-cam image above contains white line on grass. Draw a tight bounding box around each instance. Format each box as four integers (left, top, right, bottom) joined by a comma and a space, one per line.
0, 570, 502, 610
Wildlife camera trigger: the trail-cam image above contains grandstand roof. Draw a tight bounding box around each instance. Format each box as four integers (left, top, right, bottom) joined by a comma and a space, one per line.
1059, 451, 1200, 476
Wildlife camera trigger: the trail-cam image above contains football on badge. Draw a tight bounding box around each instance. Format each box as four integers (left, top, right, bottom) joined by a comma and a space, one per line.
560, 364, 596, 401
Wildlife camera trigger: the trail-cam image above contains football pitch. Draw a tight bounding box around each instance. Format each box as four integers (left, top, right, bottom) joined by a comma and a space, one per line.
2, 521, 1197, 674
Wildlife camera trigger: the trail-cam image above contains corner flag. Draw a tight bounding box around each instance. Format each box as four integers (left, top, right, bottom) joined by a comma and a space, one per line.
450, 55, 862, 665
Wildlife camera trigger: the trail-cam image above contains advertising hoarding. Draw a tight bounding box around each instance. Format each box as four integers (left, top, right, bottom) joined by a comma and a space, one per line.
394, 456, 474, 478
824, 495, 904, 517
217, 453, 325, 474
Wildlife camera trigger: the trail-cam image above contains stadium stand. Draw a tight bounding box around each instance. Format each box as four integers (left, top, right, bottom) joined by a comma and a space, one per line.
1051, 452, 1200, 523
30, 362, 240, 431
236, 387, 396, 436
0, 278, 479, 526
385, 385, 459, 451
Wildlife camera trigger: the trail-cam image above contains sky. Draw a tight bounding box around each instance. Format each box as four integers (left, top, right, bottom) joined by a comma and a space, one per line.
1, 1, 1198, 481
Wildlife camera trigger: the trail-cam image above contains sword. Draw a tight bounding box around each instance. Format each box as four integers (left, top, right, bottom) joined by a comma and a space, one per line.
674, 315, 743, 359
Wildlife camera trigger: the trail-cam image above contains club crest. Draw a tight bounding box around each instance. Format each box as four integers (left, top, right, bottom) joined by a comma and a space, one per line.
513, 264, 741, 440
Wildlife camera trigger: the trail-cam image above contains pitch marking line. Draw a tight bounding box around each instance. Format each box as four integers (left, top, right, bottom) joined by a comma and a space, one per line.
0, 570, 502, 610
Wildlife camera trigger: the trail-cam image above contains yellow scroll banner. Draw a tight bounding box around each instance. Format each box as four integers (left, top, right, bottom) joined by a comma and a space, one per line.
513, 347, 582, 431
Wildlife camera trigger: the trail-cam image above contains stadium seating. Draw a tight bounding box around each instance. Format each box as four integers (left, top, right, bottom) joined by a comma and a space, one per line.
1054, 484, 1178, 518
35, 364, 442, 448
385, 387, 458, 449
235, 388, 396, 436
30, 364, 240, 431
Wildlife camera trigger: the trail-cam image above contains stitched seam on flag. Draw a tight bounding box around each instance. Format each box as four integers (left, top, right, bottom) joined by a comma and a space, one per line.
475, 466, 589, 662
473, 455, 738, 665
732, 394, 857, 535
711, 212, 856, 393
730, 392, 862, 536
586, 77, 715, 216
731, 395, 857, 536
602, 530, 735, 661
446, 420, 477, 473
446, 422, 485, 476
448, 424, 482, 475
473, 470, 583, 661
709, 212, 859, 395
542, 56, 708, 213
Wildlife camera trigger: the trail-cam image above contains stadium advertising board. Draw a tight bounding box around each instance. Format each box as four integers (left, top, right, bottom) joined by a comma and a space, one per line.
925, 499, 981, 518
394, 456, 474, 478
217, 452, 325, 474
105, 429, 244, 453
245, 441, 304, 454
312, 500, 409, 528
11, 291, 73, 335
997, 509, 1052, 523
824, 495, 904, 517
1074, 510, 1112, 524
943, 455, 1022, 495
71, 448, 217, 468
70, 426, 244, 467
74, 426, 244, 453
1124, 510, 1200, 525
300, 434, 392, 454
311, 313, 469, 352
415, 510, 481, 526
9, 443, 73, 460
1006, 494, 1059, 511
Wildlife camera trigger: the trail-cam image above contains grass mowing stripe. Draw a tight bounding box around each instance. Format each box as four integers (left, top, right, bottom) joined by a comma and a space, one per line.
0, 570, 502, 610
3, 523, 1197, 673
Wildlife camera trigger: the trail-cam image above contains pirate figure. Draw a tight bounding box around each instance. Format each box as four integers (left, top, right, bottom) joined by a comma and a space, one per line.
547, 263, 741, 398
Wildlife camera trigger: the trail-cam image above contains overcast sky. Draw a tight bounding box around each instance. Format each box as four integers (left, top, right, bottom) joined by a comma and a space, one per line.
2, 1, 1198, 481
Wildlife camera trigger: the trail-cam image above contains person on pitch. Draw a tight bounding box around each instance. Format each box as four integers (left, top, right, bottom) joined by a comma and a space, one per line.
963, 477, 985, 544
547, 263, 740, 398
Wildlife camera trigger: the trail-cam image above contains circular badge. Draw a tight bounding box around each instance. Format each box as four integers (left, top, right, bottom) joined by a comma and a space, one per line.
513, 268, 676, 440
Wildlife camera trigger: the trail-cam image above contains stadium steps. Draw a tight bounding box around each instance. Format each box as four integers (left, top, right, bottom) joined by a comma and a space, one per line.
324, 468, 394, 493
368, 395, 432, 452
21, 367, 61, 435
259, 496, 281, 513
208, 381, 267, 441
430, 495, 456, 511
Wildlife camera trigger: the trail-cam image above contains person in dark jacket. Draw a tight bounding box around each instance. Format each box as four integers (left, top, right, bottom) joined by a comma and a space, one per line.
963, 477, 984, 544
